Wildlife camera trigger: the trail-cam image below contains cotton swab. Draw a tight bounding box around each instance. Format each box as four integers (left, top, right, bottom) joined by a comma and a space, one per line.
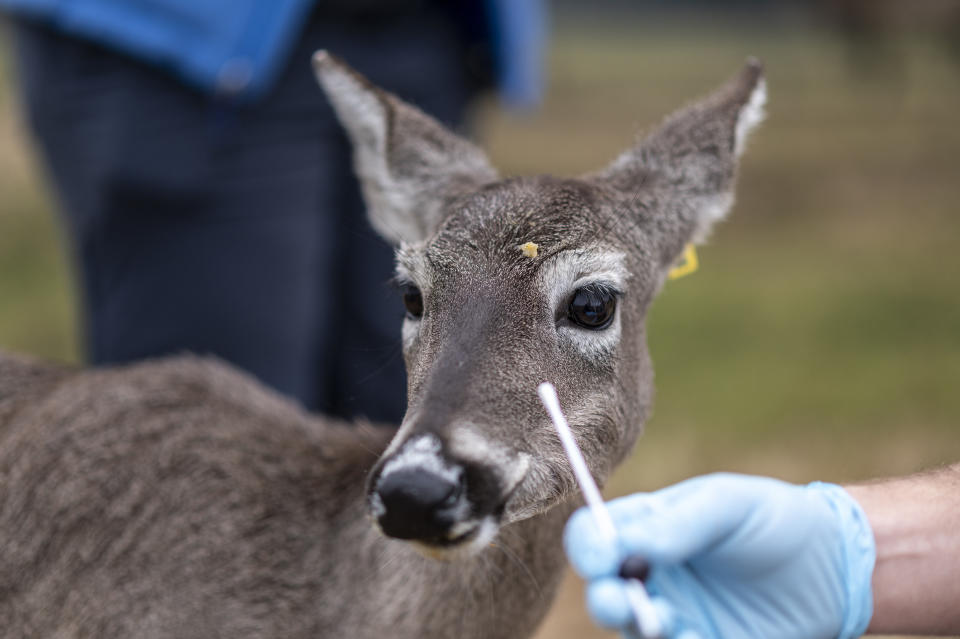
537, 381, 662, 639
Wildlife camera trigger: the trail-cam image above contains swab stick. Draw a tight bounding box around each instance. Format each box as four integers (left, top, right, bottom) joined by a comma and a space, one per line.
537, 381, 662, 639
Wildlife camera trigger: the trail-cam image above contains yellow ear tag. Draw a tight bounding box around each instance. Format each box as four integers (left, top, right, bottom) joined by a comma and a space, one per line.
668, 244, 699, 280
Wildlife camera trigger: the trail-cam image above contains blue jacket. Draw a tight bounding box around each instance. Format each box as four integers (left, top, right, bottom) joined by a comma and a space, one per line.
0, 0, 545, 107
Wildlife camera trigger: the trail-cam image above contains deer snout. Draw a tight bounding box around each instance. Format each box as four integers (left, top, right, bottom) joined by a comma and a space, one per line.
373, 468, 464, 540
368, 433, 508, 552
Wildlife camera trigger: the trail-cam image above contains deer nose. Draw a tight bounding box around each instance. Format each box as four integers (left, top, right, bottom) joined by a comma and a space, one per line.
374, 468, 464, 540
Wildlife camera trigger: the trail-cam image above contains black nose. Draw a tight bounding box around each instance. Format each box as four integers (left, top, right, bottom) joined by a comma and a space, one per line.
374, 468, 463, 540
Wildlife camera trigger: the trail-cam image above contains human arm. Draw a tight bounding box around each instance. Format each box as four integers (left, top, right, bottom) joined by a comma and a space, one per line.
846, 464, 960, 635
565, 465, 960, 638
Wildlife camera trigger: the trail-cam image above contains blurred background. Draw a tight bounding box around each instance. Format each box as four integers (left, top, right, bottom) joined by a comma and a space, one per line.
1, 1, 959, 637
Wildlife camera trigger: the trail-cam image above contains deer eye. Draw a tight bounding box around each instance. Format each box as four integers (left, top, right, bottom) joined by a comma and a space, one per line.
401, 284, 424, 319
567, 284, 617, 330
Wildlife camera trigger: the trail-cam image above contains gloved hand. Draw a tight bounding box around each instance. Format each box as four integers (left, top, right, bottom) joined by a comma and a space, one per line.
564, 473, 876, 639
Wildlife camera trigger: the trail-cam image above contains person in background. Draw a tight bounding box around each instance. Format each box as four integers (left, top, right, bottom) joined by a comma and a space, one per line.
0, 0, 546, 423
565, 463, 960, 638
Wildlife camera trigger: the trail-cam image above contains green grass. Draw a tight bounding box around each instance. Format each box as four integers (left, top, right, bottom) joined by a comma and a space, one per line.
0, 38, 79, 361
0, 188, 78, 361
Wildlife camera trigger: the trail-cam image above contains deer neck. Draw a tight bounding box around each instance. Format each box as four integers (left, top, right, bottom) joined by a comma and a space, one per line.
330, 492, 578, 639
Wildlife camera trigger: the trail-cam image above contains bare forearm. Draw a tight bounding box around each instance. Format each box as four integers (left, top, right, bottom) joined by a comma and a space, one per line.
845, 463, 960, 635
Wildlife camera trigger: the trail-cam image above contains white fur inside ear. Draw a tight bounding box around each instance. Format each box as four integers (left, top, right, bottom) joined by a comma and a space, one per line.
690, 191, 735, 245
734, 78, 767, 157
312, 53, 387, 153
313, 53, 420, 245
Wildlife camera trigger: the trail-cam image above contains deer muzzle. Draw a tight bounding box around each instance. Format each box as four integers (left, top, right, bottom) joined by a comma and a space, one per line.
368, 433, 511, 552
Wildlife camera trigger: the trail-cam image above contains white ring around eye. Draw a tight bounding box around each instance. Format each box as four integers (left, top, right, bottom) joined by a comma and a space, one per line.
557, 301, 622, 365
402, 316, 420, 350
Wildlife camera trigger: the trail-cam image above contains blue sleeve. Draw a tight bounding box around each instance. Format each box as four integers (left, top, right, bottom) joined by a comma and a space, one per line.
0, 0, 550, 106
486, 0, 548, 110
0, 0, 314, 99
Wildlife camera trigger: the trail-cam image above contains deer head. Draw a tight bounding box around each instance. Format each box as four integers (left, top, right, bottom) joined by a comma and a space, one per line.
313, 52, 765, 558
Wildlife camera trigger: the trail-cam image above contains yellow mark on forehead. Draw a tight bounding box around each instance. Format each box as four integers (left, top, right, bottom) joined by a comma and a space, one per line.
520, 242, 539, 258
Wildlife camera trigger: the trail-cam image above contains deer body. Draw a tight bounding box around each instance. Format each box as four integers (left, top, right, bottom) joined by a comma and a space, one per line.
0, 54, 765, 638
1, 353, 569, 638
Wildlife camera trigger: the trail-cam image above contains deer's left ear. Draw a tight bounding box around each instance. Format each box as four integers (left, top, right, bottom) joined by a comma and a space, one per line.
313, 51, 498, 247
591, 59, 766, 270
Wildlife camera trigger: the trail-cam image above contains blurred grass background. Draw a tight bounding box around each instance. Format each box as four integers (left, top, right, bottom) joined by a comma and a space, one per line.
0, 32, 77, 363
1, 6, 959, 639
518, 17, 960, 639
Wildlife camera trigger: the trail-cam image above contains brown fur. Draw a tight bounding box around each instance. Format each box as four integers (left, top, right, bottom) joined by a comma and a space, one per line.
0, 55, 765, 638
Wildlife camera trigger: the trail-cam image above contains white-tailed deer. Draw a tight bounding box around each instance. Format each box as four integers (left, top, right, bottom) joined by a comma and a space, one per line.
0, 53, 765, 638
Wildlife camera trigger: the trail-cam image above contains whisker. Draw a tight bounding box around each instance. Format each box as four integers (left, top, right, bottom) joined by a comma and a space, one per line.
489, 537, 543, 598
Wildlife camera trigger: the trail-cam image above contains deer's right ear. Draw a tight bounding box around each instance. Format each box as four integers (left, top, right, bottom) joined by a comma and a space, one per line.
313, 51, 498, 246
591, 59, 766, 273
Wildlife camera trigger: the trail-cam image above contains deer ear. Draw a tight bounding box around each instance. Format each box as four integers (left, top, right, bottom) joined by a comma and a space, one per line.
592, 59, 766, 270
312, 51, 498, 246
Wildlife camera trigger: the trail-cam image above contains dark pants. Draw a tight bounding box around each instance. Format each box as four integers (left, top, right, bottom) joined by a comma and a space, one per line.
12, 9, 472, 422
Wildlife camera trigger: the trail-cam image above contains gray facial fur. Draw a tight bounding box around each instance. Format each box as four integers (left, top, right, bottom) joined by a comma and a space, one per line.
315, 51, 765, 530
0, 55, 765, 639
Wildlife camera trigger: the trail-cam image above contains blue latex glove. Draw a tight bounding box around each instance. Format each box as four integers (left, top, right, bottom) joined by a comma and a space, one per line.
564, 473, 876, 639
